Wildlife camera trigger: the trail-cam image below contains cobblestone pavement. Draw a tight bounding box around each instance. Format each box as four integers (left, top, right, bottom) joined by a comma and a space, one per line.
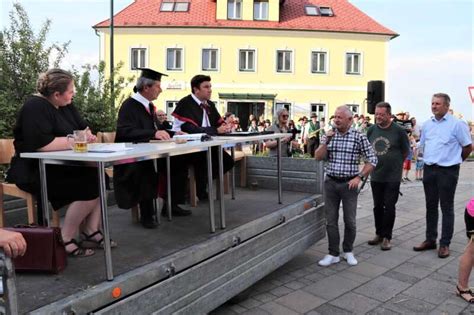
212, 162, 474, 314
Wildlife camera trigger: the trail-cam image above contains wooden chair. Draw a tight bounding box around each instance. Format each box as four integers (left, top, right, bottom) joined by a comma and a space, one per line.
0, 139, 60, 227
97, 132, 140, 222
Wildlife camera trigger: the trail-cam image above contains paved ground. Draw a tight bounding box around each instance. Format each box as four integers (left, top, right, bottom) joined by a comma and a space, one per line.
212, 162, 474, 314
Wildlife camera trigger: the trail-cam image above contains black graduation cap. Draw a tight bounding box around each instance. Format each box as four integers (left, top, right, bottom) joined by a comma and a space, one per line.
138, 68, 168, 81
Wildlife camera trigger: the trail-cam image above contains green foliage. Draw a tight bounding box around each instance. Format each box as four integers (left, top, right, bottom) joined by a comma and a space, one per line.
72, 62, 134, 132
0, 3, 69, 138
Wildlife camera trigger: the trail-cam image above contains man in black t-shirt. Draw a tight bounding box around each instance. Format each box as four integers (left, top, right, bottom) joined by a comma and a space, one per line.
367, 102, 410, 250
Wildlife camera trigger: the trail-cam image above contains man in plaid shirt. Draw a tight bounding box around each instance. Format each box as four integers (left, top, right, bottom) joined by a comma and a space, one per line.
315, 106, 377, 266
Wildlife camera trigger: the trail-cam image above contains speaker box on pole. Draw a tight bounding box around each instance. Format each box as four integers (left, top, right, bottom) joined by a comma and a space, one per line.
367, 80, 385, 114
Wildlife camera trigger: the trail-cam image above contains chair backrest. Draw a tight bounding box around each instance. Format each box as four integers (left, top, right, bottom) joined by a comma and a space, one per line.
97, 132, 116, 143
0, 139, 15, 165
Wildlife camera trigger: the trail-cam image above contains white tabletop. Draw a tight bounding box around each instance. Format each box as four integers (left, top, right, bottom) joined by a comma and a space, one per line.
215, 133, 291, 144
21, 139, 225, 163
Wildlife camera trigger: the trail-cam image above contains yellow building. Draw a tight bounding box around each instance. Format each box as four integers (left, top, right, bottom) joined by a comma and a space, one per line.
94, 0, 397, 130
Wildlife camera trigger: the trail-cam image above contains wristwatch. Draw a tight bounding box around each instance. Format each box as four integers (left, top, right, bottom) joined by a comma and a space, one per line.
357, 173, 365, 180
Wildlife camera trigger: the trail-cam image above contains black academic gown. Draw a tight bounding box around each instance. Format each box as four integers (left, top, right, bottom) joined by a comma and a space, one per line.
171, 95, 234, 192
114, 97, 173, 209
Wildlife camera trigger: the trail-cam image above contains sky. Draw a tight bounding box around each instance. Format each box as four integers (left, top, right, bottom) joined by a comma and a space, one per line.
1, 0, 473, 123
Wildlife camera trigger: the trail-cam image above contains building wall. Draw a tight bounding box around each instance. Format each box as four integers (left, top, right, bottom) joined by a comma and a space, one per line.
99, 28, 389, 122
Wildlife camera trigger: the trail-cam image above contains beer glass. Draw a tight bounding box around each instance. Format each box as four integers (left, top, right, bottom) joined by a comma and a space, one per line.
67, 130, 88, 153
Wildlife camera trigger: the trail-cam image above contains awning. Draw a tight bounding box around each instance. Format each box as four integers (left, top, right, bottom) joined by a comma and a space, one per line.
218, 93, 277, 100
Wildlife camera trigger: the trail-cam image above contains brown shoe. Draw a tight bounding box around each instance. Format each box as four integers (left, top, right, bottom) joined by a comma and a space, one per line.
368, 235, 382, 246
381, 238, 391, 251
438, 246, 450, 258
413, 240, 437, 251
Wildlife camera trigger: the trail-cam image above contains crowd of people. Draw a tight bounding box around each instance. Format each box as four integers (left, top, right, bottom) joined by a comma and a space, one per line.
1, 67, 473, 304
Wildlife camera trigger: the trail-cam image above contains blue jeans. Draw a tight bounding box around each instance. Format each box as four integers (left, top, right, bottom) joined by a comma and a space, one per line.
370, 181, 401, 240
324, 177, 359, 256
423, 164, 460, 246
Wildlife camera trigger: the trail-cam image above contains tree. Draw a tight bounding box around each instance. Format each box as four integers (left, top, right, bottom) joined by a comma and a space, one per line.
0, 3, 69, 137
72, 61, 134, 132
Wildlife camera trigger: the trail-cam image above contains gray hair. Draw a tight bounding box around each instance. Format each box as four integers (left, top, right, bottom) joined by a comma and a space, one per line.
335, 105, 353, 118
433, 93, 451, 106
136, 77, 157, 92
375, 102, 392, 114
275, 108, 288, 125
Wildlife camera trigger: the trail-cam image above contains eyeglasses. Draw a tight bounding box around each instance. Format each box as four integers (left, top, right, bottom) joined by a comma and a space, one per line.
281, 115, 289, 118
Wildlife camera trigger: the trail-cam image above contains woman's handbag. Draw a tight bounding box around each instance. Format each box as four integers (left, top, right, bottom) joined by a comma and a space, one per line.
5, 225, 67, 273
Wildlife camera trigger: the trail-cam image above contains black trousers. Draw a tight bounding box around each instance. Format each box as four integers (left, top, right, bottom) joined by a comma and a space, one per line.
192, 148, 234, 198
140, 156, 188, 220
370, 181, 401, 240
423, 164, 459, 246
307, 137, 319, 157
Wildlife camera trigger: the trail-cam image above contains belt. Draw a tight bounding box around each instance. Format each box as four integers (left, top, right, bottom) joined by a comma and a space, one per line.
425, 164, 459, 169
327, 174, 357, 182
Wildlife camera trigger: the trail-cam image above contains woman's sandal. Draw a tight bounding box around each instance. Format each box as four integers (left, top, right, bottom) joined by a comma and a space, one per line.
456, 285, 474, 303
81, 231, 117, 249
64, 239, 94, 258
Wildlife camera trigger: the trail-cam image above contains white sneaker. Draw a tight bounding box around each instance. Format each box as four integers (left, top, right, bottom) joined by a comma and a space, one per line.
318, 254, 340, 267
342, 252, 358, 266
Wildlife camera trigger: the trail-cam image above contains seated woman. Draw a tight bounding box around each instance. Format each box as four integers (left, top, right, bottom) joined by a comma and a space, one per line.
10, 68, 115, 257
264, 108, 298, 157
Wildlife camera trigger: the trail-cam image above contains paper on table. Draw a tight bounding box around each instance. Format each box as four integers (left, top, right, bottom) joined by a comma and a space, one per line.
88, 143, 133, 153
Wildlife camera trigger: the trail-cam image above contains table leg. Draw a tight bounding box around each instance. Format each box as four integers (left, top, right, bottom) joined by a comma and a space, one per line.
230, 147, 235, 200
38, 160, 50, 227
277, 138, 282, 204
207, 147, 215, 233
218, 146, 225, 229
98, 162, 114, 281
166, 156, 172, 221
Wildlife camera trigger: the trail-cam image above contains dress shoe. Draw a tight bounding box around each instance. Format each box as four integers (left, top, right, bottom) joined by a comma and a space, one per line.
413, 240, 436, 251
368, 235, 382, 246
161, 204, 192, 217
381, 238, 392, 251
438, 246, 450, 258
141, 218, 158, 229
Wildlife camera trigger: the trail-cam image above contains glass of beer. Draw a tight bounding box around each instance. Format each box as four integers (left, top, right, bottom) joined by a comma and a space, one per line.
67, 130, 88, 153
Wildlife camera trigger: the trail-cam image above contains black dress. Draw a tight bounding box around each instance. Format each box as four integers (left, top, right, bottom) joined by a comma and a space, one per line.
12, 95, 99, 210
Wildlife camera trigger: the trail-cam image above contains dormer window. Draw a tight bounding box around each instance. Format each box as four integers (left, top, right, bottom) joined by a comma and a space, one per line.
160, 1, 190, 12
305, 5, 334, 17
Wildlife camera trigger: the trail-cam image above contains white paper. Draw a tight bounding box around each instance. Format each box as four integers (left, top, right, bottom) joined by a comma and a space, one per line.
87, 143, 133, 153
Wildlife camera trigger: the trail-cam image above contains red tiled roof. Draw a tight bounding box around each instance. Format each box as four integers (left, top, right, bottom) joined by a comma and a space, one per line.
94, 0, 397, 38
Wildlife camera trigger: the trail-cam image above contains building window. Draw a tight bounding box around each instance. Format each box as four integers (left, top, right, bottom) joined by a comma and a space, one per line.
239, 49, 255, 72
130, 48, 146, 70
228, 0, 242, 19
346, 104, 360, 115
160, 1, 190, 12
275, 102, 291, 117
166, 101, 178, 118
254, 0, 269, 20
202, 49, 218, 71
160, 1, 174, 11
319, 7, 333, 16
276, 50, 292, 73
310, 103, 326, 119
311, 51, 327, 73
167, 48, 183, 71
346, 53, 361, 75
174, 2, 190, 12
305, 6, 319, 16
